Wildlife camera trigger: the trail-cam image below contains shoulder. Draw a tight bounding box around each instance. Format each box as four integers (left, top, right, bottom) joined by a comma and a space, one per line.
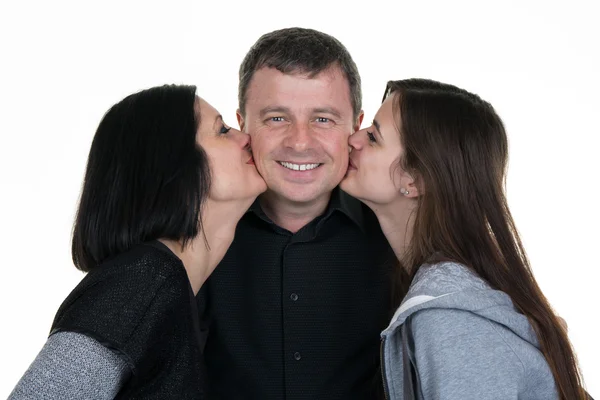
67, 243, 186, 302
409, 262, 489, 297
95, 242, 184, 280
51, 243, 191, 355
58, 242, 188, 308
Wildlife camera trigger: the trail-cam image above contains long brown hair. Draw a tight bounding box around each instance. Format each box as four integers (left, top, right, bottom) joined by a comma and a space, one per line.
385, 78, 586, 399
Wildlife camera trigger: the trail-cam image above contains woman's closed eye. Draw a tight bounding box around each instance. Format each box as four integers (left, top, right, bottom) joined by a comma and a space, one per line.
219, 124, 231, 135
367, 130, 376, 143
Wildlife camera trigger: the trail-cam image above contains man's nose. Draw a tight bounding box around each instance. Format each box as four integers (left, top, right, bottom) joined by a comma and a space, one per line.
283, 123, 313, 152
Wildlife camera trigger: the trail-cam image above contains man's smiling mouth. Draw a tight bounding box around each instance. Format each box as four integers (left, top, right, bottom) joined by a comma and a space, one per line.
278, 161, 321, 171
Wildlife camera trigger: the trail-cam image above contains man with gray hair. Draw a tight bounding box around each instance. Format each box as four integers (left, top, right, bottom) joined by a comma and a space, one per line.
198, 27, 396, 399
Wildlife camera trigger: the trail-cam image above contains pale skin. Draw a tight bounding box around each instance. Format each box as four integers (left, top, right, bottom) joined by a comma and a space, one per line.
161, 97, 266, 294
237, 66, 363, 233
341, 94, 419, 265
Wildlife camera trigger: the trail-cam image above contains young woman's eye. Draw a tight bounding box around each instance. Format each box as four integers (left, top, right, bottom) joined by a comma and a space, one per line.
367, 131, 376, 143
219, 124, 231, 135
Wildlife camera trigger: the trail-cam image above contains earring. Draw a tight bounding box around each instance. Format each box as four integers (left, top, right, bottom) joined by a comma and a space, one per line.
400, 188, 410, 196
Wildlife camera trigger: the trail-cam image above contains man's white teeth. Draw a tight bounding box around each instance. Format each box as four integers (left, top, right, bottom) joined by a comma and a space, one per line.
279, 162, 320, 171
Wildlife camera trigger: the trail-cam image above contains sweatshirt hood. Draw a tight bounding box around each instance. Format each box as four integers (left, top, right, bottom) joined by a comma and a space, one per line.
382, 262, 540, 349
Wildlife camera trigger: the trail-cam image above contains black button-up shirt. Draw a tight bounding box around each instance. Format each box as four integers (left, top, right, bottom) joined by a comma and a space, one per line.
198, 188, 396, 399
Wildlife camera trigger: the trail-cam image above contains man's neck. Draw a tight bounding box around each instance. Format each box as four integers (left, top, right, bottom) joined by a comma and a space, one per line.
259, 190, 333, 233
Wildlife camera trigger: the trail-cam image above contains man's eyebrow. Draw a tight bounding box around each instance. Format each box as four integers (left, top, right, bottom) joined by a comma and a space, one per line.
313, 107, 342, 119
373, 119, 383, 140
259, 106, 291, 118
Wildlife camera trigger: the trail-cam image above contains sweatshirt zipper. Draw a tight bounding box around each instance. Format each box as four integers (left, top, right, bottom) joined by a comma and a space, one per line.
380, 337, 390, 400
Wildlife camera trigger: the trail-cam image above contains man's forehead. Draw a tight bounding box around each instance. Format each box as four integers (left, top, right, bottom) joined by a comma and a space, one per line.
246, 68, 352, 112
247, 66, 348, 92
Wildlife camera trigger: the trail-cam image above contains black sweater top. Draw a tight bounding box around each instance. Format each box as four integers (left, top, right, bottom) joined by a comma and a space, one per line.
51, 241, 205, 399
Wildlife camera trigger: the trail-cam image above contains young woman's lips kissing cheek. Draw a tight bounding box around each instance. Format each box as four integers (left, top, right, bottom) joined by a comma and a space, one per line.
347, 157, 358, 172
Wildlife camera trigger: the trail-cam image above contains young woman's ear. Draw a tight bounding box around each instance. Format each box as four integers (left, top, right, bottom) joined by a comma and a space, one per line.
398, 171, 421, 198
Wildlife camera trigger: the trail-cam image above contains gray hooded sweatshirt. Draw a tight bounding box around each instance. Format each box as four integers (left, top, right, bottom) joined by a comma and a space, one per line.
381, 262, 558, 399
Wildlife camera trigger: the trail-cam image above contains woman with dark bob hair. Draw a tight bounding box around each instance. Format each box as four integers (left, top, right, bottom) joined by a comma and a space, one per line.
9, 85, 266, 399
341, 79, 589, 399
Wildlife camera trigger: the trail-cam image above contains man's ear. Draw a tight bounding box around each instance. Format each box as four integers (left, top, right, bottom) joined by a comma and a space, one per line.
354, 110, 365, 132
236, 109, 245, 132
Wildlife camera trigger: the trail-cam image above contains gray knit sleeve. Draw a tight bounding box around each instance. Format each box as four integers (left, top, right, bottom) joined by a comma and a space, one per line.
8, 331, 130, 400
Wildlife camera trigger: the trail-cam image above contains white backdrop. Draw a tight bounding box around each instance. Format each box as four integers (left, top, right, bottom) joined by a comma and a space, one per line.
1, 0, 598, 397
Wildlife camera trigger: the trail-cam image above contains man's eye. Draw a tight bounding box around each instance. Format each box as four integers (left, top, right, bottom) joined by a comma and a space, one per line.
270, 117, 284, 122
316, 117, 330, 123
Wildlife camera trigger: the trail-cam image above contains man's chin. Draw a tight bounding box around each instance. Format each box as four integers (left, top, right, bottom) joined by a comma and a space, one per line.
262, 184, 333, 205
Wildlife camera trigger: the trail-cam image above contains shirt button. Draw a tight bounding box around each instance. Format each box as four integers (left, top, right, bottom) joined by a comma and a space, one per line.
290, 293, 299, 301
294, 352, 302, 360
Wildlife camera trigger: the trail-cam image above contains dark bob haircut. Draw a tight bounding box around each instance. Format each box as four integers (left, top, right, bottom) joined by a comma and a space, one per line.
72, 84, 211, 272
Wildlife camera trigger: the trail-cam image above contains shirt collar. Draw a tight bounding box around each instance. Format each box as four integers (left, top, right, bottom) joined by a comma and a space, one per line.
327, 187, 365, 230
247, 186, 365, 232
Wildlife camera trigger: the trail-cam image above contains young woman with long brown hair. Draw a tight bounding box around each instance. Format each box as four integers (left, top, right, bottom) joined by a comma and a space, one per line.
341, 78, 587, 399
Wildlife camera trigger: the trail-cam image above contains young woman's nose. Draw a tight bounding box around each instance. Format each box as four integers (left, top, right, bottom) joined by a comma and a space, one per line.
348, 130, 364, 150
232, 129, 251, 148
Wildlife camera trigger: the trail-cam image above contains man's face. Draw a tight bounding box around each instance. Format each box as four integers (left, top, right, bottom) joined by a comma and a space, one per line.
238, 66, 361, 206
